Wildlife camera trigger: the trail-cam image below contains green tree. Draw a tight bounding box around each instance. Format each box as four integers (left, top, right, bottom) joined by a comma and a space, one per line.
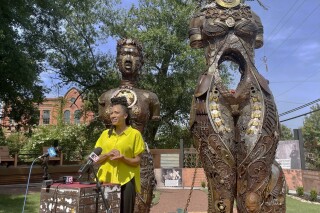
103, 0, 237, 147
23, 122, 104, 162
1, 0, 122, 125
45, 0, 122, 113
0, 0, 51, 125
0, 128, 6, 145
280, 124, 293, 141
302, 103, 320, 169
103, 0, 207, 147
3, 0, 234, 149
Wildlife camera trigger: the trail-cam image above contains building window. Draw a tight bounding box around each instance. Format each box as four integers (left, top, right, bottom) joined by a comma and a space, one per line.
64, 110, 70, 124
74, 110, 81, 124
70, 97, 76, 104
43, 110, 50, 124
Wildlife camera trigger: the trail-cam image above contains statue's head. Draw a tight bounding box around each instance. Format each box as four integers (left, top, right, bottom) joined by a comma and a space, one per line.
116, 38, 144, 78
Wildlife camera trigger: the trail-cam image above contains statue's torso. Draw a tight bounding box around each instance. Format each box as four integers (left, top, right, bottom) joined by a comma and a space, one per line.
99, 86, 159, 133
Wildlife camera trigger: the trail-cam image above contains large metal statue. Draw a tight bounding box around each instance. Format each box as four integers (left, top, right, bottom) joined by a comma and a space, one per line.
189, 0, 286, 212
98, 38, 160, 212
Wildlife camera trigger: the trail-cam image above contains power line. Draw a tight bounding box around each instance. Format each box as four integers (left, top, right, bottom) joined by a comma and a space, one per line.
277, 100, 305, 105
280, 108, 320, 123
279, 98, 320, 117
257, 1, 319, 72
276, 70, 320, 97
270, 80, 320, 84
266, 0, 305, 44
260, 1, 303, 59
261, 22, 320, 73
268, 2, 320, 57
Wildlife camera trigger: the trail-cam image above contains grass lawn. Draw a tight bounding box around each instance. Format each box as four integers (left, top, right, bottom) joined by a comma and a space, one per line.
0, 192, 319, 213
286, 196, 320, 213
0, 193, 40, 213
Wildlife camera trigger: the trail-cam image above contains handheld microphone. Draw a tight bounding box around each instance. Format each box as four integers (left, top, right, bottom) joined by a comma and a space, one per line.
38, 146, 63, 159
78, 147, 102, 174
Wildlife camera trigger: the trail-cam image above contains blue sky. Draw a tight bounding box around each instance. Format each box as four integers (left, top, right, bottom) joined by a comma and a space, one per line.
41, 0, 320, 130
251, 0, 320, 130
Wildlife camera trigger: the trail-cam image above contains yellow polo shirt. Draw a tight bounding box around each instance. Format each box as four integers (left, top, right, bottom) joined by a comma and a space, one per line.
95, 126, 145, 192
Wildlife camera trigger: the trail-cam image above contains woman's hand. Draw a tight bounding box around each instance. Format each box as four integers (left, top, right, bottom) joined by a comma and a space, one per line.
108, 149, 124, 161
97, 149, 141, 167
95, 153, 109, 165
110, 149, 142, 167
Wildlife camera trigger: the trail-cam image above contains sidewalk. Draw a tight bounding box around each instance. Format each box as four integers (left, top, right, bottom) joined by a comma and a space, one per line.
150, 188, 208, 213
0, 183, 42, 195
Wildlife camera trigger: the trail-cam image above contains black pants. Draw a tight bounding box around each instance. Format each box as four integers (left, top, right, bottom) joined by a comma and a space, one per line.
121, 178, 136, 213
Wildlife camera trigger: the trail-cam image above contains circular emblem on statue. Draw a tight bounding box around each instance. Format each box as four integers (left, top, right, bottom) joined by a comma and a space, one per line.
216, 0, 240, 8
112, 88, 137, 108
225, 17, 235, 27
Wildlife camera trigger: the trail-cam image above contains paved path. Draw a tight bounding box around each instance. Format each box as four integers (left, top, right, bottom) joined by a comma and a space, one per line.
151, 188, 237, 213
150, 188, 208, 213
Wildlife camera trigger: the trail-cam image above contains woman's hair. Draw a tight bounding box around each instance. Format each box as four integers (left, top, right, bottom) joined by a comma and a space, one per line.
108, 96, 131, 137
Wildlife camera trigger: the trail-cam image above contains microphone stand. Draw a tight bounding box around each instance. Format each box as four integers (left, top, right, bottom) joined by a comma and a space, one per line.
89, 164, 111, 213
41, 156, 51, 180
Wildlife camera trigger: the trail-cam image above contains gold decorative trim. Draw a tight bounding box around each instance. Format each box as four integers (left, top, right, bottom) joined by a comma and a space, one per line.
111, 88, 137, 108
216, 0, 240, 8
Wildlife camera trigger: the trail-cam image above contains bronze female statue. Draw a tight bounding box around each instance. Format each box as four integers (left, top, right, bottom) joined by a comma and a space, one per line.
98, 38, 160, 212
189, 1, 286, 212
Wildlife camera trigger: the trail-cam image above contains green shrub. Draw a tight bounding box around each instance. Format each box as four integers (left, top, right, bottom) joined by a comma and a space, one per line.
309, 189, 318, 201
24, 122, 104, 162
296, 186, 304, 197
5, 132, 28, 154
201, 180, 206, 188
0, 128, 6, 145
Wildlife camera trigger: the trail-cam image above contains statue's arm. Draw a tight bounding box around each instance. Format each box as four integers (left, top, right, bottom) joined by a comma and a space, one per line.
149, 93, 161, 121
252, 11, 264, 49
98, 91, 113, 120
189, 11, 206, 49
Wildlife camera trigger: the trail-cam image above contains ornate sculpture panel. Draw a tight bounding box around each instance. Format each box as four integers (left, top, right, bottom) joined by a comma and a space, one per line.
189, 1, 286, 212
98, 38, 160, 212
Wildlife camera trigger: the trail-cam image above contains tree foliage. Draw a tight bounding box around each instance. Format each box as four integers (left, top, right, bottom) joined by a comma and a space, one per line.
302, 103, 320, 169
1, 0, 122, 123
0, 0, 52, 125
280, 124, 293, 141
102, 0, 206, 147
41, 0, 123, 113
2, 0, 233, 148
23, 122, 104, 162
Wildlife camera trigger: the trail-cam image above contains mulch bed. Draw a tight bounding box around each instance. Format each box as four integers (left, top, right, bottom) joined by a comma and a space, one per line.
287, 194, 320, 205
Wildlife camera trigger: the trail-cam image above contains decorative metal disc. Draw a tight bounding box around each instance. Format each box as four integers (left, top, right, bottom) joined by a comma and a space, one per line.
111, 88, 137, 108
216, 0, 240, 8
225, 17, 235, 27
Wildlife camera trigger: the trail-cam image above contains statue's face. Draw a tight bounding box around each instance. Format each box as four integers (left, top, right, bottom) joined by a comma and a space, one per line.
117, 44, 142, 76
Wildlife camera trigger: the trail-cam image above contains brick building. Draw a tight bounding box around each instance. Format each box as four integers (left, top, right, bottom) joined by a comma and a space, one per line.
0, 88, 94, 135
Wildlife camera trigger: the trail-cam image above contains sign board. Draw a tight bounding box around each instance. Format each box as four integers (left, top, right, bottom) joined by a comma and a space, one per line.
165, 179, 179, 187
162, 168, 182, 187
276, 140, 301, 169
